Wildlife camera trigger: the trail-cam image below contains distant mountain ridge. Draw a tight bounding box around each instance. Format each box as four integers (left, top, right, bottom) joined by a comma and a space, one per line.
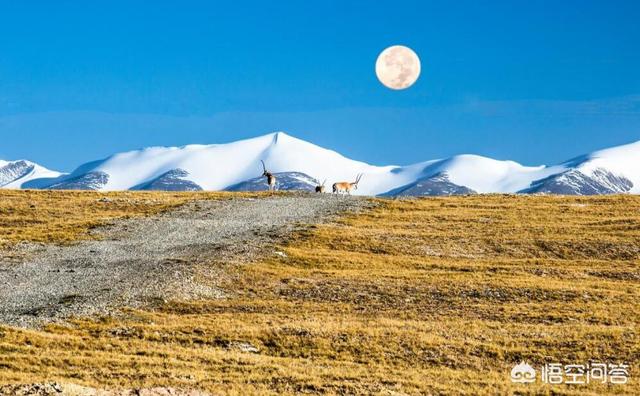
380, 172, 477, 197
0, 160, 62, 189
1, 132, 638, 196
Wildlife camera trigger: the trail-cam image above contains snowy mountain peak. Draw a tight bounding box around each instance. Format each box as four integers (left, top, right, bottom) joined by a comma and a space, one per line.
271, 131, 285, 144
570, 140, 640, 193
1, 134, 638, 196
0, 159, 63, 189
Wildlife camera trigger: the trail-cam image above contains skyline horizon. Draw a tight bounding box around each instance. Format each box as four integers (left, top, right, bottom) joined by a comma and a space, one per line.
4, 127, 639, 174
2, 1, 639, 172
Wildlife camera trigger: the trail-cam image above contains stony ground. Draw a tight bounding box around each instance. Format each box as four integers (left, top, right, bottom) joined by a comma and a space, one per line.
1, 194, 637, 395
0, 193, 368, 328
0, 382, 208, 396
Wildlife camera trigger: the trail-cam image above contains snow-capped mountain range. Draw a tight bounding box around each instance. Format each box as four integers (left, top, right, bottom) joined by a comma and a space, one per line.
0, 160, 63, 189
1, 132, 639, 196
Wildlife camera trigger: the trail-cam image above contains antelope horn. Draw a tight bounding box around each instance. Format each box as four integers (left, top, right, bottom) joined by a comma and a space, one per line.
260, 160, 267, 172
322, 179, 326, 186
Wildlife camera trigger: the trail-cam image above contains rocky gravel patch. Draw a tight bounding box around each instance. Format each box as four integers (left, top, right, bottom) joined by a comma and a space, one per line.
0, 382, 209, 395
0, 193, 368, 328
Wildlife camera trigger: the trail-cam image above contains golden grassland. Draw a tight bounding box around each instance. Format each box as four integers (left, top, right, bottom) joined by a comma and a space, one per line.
0, 189, 263, 250
1, 192, 639, 395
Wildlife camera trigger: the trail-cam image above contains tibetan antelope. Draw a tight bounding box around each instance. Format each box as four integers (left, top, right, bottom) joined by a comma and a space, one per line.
260, 160, 276, 191
333, 174, 363, 195
314, 178, 327, 193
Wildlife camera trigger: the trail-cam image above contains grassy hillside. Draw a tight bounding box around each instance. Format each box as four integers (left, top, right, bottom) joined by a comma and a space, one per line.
0, 192, 639, 395
0, 190, 261, 249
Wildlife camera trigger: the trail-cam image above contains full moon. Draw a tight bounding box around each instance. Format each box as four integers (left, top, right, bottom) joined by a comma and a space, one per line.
375, 45, 421, 90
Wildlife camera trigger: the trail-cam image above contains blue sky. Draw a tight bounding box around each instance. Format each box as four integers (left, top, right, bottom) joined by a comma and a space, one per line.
1, 0, 639, 171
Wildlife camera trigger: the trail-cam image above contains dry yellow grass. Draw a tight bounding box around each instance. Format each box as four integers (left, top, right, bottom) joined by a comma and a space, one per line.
0, 189, 263, 249
1, 192, 639, 395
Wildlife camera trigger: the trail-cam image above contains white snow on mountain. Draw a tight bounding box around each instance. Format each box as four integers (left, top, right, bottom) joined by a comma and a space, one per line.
0, 160, 64, 189
2, 132, 639, 195
568, 140, 640, 193
37, 132, 413, 195
413, 155, 565, 193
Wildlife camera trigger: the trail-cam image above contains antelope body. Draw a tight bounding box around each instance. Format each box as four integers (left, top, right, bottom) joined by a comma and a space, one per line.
332, 174, 362, 195
260, 160, 276, 191
315, 179, 326, 193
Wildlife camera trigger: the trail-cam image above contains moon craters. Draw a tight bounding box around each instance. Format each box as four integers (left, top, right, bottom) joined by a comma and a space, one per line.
375, 45, 421, 90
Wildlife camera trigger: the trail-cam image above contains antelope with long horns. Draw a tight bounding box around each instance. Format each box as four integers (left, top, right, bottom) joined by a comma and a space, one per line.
260, 160, 276, 191
332, 174, 363, 195
314, 178, 327, 193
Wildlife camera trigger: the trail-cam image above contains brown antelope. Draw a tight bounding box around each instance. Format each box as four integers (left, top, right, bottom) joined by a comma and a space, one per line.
332, 174, 363, 195
260, 160, 276, 191
314, 178, 326, 193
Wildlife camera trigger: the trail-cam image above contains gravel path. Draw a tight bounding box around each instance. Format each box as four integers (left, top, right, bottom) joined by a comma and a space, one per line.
0, 193, 368, 328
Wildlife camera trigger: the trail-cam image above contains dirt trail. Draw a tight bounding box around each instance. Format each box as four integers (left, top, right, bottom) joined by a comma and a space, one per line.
0, 193, 367, 328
